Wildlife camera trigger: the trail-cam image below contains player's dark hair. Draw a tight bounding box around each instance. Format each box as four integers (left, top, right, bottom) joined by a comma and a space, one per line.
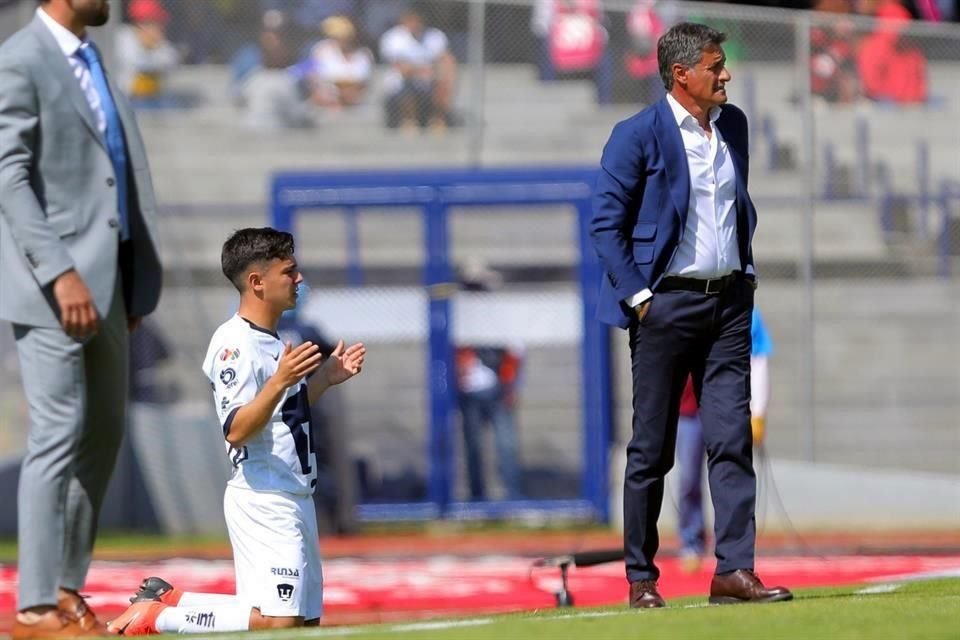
657, 22, 727, 90
221, 227, 295, 292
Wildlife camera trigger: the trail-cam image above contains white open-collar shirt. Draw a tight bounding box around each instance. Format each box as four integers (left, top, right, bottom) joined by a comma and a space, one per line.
627, 94, 746, 308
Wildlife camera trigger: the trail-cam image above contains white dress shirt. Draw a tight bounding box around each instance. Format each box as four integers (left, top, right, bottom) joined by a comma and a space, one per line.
627, 94, 750, 308
379, 24, 449, 95
37, 7, 106, 135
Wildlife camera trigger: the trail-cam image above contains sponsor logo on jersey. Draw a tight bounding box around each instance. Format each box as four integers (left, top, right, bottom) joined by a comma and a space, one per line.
271, 567, 300, 577
184, 612, 216, 628
220, 396, 229, 412
220, 368, 237, 388
277, 583, 294, 602
220, 348, 240, 362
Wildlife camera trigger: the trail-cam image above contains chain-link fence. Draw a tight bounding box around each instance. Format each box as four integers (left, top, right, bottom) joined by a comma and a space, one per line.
0, 0, 958, 530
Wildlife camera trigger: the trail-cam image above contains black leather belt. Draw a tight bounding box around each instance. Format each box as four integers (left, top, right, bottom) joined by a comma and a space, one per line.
658, 272, 740, 295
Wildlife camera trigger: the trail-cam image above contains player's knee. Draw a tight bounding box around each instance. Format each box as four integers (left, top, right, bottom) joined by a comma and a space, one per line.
248, 610, 304, 630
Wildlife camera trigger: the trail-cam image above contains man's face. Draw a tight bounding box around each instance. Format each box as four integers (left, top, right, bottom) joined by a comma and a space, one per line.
677, 45, 731, 108
255, 257, 303, 312
70, 0, 111, 27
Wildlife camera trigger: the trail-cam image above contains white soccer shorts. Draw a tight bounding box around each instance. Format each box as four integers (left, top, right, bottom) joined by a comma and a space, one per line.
223, 485, 323, 619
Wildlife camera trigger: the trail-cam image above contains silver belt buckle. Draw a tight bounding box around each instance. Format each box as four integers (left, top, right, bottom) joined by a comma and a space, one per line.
704, 278, 722, 295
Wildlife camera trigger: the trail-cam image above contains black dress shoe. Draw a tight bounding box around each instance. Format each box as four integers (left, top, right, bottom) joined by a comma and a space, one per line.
709, 569, 793, 604
629, 580, 666, 608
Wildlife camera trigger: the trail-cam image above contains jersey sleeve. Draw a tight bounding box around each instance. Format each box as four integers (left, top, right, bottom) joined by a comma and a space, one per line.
751, 307, 774, 357
207, 340, 261, 438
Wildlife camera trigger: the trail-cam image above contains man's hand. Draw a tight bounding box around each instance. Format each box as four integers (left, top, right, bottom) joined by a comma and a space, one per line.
273, 341, 323, 389
52, 270, 99, 339
751, 416, 766, 445
635, 300, 652, 321
322, 340, 366, 386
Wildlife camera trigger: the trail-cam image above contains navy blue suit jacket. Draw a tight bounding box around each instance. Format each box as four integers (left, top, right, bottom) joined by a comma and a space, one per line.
590, 96, 757, 328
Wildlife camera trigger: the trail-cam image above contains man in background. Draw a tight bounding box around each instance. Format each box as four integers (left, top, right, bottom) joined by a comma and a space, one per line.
114, 0, 182, 107
454, 262, 524, 502
0, 0, 163, 636
379, 8, 458, 131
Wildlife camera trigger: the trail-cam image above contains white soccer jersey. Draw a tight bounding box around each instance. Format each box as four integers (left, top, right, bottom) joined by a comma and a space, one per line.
203, 314, 317, 496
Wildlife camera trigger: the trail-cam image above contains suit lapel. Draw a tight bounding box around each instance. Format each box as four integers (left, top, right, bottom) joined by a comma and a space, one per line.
715, 107, 747, 203
27, 17, 106, 150
716, 108, 751, 266
652, 98, 690, 223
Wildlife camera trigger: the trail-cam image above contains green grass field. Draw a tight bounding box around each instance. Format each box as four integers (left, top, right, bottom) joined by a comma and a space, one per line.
209, 579, 959, 640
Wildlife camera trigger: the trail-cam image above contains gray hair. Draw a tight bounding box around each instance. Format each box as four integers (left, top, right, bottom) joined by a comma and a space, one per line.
657, 22, 727, 90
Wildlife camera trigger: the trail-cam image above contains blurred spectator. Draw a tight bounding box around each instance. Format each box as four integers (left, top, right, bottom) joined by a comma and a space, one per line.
115, 0, 183, 107
913, 0, 943, 20
623, 0, 666, 106
531, 0, 613, 104
456, 344, 524, 501
379, 8, 459, 131
810, 0, 861, 104
231, 10, 314, 130
261, 0, 357, 38
294, 15, 373, 110
856, 0, 929, 103
454, 262, 524, 501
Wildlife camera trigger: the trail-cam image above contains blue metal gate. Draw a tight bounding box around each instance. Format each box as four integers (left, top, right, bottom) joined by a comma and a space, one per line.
271, 167, 613, 522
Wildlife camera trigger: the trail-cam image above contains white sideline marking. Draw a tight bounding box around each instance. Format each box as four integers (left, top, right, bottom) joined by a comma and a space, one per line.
871, 568, 960, 583
253, 610, 644, 637
856, 584, 901, 595
232, 618, 496, 639
391, 619, 494, 632
548, 611, 621, 620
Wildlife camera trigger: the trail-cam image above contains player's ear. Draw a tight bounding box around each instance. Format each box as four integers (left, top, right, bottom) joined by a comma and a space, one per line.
672, 62, 688, 88
247, 270, 263, 294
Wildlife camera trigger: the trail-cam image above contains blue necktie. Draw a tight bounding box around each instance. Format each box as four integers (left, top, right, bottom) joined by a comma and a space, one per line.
76, 43, 130, 242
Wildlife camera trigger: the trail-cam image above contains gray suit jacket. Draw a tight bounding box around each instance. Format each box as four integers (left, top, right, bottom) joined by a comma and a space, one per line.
0, 16, 162, 328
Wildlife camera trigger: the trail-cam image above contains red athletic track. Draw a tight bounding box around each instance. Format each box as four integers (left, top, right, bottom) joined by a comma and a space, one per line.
2, 553, 959, 630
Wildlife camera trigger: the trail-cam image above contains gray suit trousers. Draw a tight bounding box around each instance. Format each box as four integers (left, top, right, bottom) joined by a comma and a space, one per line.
13, 278, 128, 609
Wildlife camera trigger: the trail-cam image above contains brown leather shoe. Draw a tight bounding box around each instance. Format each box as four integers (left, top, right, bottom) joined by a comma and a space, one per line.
709, 569, 793, 605
629, 580, 666, 608
12, 608, 99, 640
58, 590, 107, 634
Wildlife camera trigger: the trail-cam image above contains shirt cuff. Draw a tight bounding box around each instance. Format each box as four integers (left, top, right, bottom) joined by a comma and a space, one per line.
626, 289, 653, 308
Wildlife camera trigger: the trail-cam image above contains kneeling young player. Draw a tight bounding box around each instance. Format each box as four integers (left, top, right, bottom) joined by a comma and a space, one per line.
109, 228, 365, 635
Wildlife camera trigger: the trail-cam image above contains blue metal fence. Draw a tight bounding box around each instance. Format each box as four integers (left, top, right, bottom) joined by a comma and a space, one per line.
271, 167, 613, 522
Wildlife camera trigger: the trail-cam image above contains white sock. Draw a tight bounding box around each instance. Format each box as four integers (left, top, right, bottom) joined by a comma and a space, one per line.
178, 592, 244, 607
155, 605, 251, 634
